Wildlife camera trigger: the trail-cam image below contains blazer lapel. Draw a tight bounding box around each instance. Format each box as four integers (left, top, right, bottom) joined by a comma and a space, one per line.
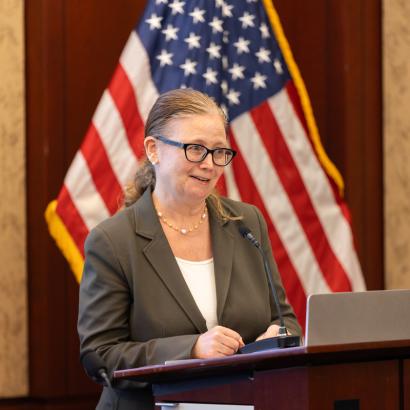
132, 189, 207, 334
208, 201, 235, 324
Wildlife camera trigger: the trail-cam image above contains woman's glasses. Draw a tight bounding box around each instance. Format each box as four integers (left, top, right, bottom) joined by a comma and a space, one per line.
153, 135, 236, 166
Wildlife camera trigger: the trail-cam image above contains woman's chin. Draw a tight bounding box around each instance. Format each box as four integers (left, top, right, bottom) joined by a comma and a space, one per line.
185, 184, 214, 202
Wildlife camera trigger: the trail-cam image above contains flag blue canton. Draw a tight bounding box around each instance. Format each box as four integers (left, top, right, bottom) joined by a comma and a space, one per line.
137, 0, 291, 121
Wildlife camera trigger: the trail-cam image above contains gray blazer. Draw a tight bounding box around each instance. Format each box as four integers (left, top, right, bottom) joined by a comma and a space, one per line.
78, 188, 301, 409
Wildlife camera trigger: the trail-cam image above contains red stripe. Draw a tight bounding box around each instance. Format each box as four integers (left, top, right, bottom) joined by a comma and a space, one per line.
286, 82, 356, 251
250, 102, 352, 292
80, 124, 123, 215
108, 64, 146, 160
229, 130, 307, 329
286, 82, 349, 219
56, 186, 89, 257
285, 81, 310, 144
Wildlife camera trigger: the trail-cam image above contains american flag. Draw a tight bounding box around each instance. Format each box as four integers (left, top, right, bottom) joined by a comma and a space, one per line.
45, 0, 365, 329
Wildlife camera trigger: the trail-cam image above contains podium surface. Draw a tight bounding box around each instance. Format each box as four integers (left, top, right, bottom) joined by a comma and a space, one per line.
114, 340, 410, 409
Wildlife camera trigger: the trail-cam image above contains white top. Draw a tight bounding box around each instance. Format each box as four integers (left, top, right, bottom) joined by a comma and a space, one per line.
175, 257, 218, 330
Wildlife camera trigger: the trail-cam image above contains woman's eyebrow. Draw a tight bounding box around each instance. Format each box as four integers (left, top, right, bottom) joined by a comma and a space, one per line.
188, 138, 228, 147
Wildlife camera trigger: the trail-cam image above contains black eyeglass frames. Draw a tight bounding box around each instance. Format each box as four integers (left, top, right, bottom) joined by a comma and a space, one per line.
153, 135, 236, 166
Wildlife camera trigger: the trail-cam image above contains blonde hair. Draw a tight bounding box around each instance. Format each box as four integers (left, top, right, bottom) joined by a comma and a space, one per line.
144, 88, 227, 138
123, 88, 239, 221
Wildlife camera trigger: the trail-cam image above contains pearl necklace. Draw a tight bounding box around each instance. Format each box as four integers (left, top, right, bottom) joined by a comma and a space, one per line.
156, 206, 207, 235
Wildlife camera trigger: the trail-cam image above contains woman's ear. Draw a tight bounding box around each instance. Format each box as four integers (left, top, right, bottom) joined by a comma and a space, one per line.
144, 137, 159, 165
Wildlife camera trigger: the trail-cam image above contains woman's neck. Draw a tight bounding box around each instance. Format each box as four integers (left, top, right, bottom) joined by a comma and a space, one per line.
152, 190, 206, 224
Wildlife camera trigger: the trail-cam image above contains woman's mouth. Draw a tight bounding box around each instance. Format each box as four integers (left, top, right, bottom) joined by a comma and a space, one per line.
191, 175, 210, 183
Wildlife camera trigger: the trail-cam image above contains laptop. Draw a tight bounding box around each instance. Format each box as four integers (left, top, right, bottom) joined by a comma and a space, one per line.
305, 289, 410, 346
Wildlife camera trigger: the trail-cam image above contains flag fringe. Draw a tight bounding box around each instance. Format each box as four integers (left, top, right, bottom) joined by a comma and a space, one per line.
44, 200, 84, 283
263, 0, 345, 195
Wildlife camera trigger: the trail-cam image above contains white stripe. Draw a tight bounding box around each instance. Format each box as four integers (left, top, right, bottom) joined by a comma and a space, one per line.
268, 91, 365, 291
224, 164, 241, 201
120, 31, 159, 123
64, 152, 110, 230
231, 113, 330, 295
92, 91, 139, 188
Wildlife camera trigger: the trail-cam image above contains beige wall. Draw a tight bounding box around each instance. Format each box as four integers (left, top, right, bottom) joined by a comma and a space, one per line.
0, 0, 28, 397
384, 0, 410, 289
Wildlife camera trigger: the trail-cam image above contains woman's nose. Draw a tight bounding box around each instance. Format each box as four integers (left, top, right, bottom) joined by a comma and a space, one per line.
200, 152, 214, 168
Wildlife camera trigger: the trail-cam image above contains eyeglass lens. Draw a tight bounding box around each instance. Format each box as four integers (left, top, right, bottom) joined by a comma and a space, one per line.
185, 145, 233, 165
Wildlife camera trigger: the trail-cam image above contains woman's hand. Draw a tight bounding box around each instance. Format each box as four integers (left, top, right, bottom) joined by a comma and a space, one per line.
192, 326, 245, 359
256, 324, 291, 341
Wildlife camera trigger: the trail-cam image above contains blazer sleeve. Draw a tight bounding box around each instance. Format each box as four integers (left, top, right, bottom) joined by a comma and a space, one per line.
253, 206, 302, 337
78, 226, 200, 389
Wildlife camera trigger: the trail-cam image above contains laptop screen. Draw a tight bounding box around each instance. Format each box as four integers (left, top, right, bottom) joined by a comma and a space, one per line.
305, 289, 410, 346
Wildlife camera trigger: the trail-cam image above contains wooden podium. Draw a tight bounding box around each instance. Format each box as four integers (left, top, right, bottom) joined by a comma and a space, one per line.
114, 340, 410, 409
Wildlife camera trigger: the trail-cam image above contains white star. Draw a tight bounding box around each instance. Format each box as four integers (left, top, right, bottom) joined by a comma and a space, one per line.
274, 59, 284, 74
260, 23, 270, 39
239, 12, 255, 29
162, 24, 179, 41
206, 42, 221, 59
251, 72, 267, 89
255, 47, 271, 63
221, 80, 229, 95
180, 58, 197, 76
233, 37, 250, 54
229, 63, 245, 80
156, 49, 173, 67
169, 0, 185, 15
156, 0, 168, 4
203, 68, 218, 85
184, 32, 201, 49
209, 17, 224, 33
246, 0, 257, 3
223, 30, 229, 44
226, 88, 241, 105
189, 7, 205, 23
222, 2, 234, 17
215, 0, 225, 7
145, 13, 163, 30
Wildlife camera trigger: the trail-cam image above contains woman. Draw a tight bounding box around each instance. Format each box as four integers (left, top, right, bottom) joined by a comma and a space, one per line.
78, 88, 301, 409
